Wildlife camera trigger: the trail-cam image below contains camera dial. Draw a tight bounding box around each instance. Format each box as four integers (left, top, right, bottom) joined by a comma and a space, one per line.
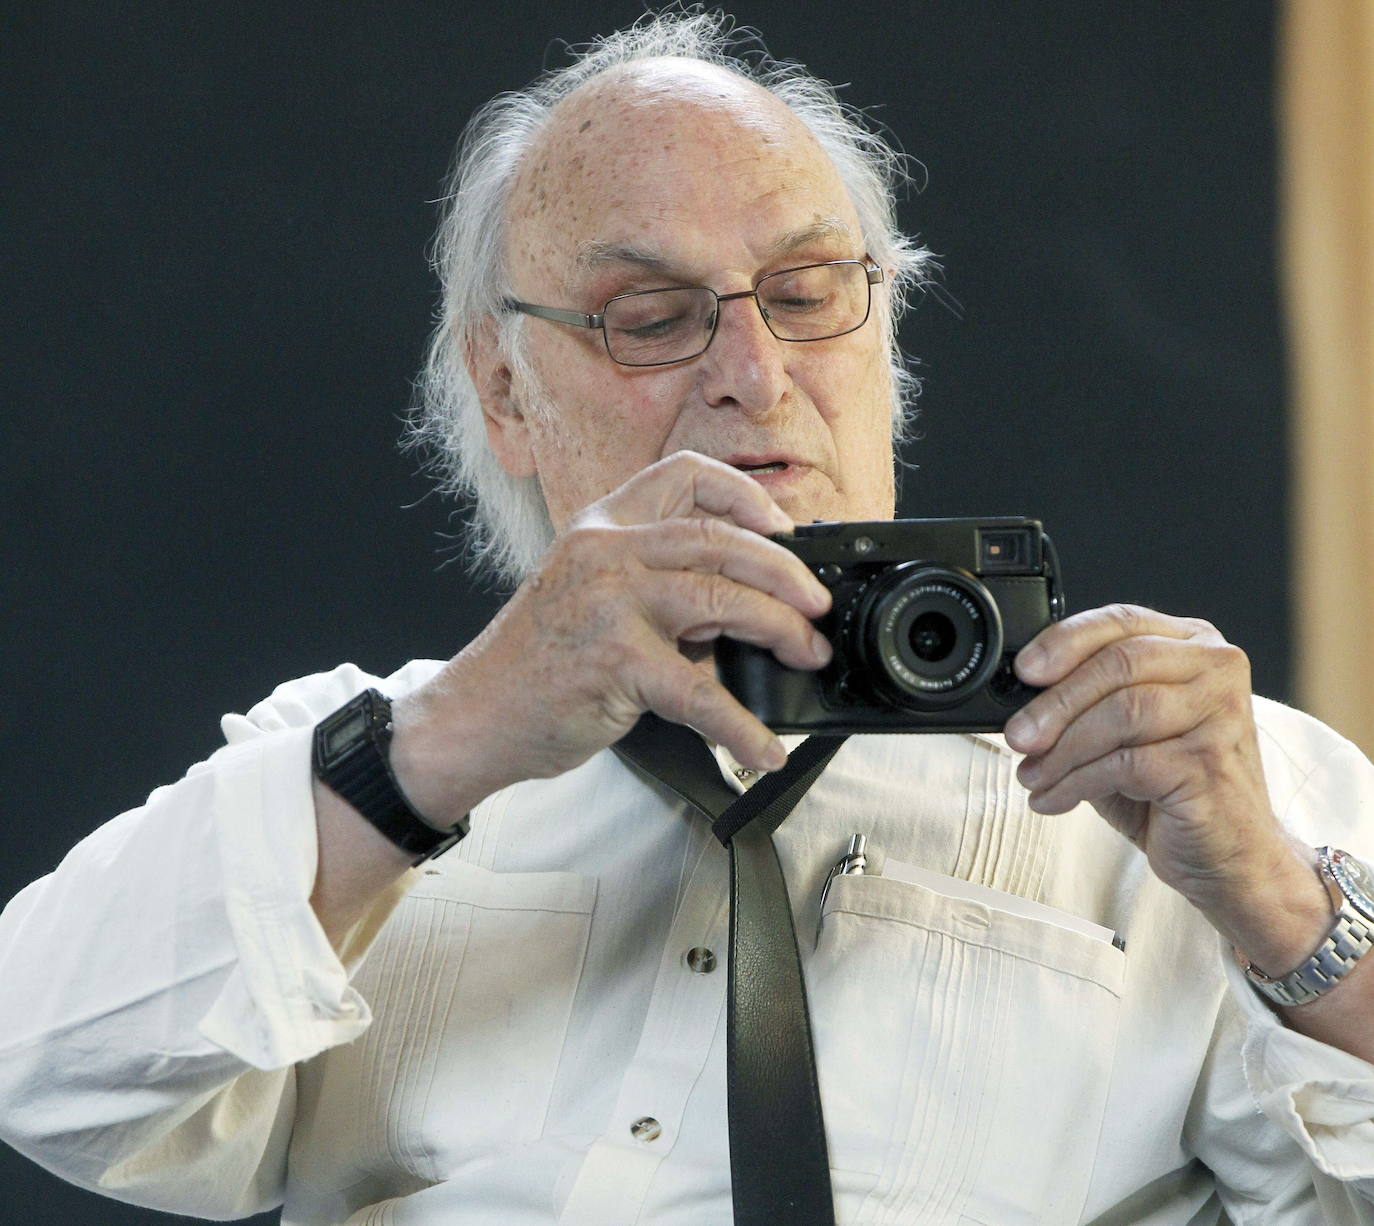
848, 564, 1003, 710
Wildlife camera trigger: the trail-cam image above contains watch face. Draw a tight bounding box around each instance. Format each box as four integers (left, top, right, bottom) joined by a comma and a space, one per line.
1331, 851, 1374, 922
321, 706, 371, 763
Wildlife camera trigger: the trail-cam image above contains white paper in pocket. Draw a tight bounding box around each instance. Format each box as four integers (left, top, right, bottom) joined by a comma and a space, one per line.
881, 856, 1119, 945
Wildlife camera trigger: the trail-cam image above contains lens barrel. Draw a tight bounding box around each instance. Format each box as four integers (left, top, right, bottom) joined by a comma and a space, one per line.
850, 564, 1003, 710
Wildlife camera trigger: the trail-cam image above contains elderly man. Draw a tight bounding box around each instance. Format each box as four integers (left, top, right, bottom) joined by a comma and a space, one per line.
2, 12, 1374, 1225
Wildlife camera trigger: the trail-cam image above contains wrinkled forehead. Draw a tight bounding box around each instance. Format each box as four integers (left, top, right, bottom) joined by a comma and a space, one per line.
504, 59, 857, 296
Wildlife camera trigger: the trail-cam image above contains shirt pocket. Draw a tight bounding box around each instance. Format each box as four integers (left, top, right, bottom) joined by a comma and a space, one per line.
290, 861, 596, 1194
808, 871, 1125, 1226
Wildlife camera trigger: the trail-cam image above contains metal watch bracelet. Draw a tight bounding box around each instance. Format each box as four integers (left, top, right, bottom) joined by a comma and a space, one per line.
1241, 847, 1374, 1008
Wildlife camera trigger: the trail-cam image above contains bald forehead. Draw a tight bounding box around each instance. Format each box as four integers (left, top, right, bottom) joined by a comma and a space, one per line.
514, 58, 817, 213
504, 59, 854, 296
559, 57, 789, 127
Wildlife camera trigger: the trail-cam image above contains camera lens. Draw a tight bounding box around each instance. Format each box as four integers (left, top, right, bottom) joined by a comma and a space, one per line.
849, 564, 1003, 709
908, 611, 957, 662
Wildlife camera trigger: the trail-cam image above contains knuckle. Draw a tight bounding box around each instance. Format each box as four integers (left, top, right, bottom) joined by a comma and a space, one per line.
1113, 741, 1156, 790
664, 449, 712, 482
658, 449, 694, 473
695, 573, 737, 625
678, 668, 723, 723
1215, 640, 1251, 679
1176, 724, 1233, 783
563, 499, 605, 533
672, 448, 707, 469
1119, 683, 1151, 729
661, 510, 746, 570
687, 514, 732, 552
1043, 681, 1077, 722
1102, 602, 1149, 633
1183, 615, 1221, 640
1099, 639, 1138, 687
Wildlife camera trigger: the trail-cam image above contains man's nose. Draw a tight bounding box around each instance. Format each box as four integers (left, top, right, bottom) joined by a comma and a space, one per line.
697, 292, 790, 414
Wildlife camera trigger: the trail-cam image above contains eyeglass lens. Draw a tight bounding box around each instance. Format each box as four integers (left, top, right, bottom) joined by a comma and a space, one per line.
602, 261, 872, 366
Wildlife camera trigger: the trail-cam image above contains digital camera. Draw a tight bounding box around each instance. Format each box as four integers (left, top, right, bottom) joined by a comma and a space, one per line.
716, 517, 1065, 734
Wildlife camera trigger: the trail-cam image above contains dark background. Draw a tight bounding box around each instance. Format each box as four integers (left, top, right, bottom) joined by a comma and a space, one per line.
3, 3, 1283, 1222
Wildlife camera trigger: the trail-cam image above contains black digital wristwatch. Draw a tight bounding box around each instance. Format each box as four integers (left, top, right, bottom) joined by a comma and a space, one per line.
312, 688, 467, 863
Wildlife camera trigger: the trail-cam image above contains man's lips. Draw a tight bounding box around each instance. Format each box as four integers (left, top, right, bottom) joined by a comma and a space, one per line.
722, 452, 809, 475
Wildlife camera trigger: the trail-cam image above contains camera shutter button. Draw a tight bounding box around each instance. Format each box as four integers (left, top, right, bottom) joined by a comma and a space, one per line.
817, 563, 844, 586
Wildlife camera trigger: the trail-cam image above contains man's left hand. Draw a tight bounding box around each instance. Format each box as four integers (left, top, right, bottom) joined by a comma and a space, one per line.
1003, 603, 1294, 913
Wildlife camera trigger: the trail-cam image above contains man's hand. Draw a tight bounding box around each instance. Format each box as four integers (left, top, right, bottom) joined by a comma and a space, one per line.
1004, 603, 1330, 973
1005, 604, 1275, 894
388, 451, 833, 829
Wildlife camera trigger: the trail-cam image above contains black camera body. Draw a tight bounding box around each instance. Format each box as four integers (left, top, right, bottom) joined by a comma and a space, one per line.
716, 517, 1065, 734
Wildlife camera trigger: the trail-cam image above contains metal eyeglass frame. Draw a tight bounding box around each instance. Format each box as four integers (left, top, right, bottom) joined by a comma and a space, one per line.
501, 258, 885, 367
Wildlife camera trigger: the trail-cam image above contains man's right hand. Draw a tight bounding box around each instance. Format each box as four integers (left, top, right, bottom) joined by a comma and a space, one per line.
387, 451, 835, 830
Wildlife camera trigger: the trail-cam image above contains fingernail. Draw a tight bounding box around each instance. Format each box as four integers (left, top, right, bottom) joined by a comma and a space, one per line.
1018, 758, 1041, 787
1017, 641, 1046, 673
762, 738, 788, 771
1005, 709, 1037, 745
808, 579, 833, 613
811, 630, 833, 666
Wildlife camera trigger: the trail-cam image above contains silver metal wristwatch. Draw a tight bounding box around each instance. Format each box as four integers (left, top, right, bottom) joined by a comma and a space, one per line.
1242, 847, 1374, 1008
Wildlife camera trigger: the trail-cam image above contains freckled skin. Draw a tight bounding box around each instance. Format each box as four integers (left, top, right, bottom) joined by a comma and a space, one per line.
483, 58, 897, 530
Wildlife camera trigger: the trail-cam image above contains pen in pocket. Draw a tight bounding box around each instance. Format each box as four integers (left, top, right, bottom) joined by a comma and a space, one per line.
819, 834, 868, 931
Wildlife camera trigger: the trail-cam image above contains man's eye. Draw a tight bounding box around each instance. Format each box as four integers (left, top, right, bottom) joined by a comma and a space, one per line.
618, 312, 689, 337
767, 293, 829, 313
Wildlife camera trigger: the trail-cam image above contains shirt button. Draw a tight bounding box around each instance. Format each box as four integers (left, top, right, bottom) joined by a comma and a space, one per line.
684, 947, 717, 974
631, 1117, 663, 1142
733, 766, 756, 782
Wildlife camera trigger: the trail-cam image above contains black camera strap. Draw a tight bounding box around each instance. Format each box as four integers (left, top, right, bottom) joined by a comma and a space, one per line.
614, 714, 848, 1226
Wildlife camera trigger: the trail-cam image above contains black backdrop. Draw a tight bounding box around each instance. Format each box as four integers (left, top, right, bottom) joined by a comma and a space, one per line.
3, 4, 1283, 1222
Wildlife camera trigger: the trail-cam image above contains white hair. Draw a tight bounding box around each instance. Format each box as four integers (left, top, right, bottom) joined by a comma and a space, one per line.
405, 9, 934, 586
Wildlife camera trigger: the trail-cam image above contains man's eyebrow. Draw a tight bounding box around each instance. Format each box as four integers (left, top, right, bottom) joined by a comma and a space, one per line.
575, 241, 672, 272
767, 218, 856, 258
574, 219, 857, 275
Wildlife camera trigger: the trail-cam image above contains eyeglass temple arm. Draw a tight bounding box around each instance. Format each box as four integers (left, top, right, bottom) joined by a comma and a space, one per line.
503, 300, 605, 330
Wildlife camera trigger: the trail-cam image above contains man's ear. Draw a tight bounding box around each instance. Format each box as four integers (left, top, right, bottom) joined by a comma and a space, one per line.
465, 317, 538, 478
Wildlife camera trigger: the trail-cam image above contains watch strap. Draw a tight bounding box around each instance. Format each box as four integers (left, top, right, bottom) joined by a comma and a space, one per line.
1243, 847, 1374, 1007
312, 688, 468, 864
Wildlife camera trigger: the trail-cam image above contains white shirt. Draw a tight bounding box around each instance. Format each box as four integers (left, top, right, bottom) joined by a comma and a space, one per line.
2, 659, 1374, 1224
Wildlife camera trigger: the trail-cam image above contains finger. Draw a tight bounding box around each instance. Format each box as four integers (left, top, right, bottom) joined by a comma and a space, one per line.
642, 569, 832, 671
599, 450, 795, 537
1005, 631, 1214, 755
1015, 604, 1215, 688
628, 516, 831, 617
1016, 679, 1204, 797
1021, 739, 1181, 816
634, 649, 788, 772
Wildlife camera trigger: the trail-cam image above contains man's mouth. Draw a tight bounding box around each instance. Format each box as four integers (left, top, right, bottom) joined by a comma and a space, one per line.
734, 461, 789, 474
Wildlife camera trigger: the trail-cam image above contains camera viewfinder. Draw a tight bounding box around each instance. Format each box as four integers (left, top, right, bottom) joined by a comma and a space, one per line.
979, 528, 1033, 574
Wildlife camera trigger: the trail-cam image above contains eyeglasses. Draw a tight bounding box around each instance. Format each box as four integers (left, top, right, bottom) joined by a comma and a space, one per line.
503, 258, 884, 367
